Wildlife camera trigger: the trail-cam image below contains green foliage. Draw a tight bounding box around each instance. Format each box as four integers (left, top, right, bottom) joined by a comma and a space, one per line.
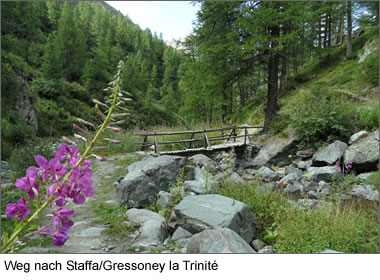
361, 51, 379, 86
217, 181, 379, 253
9, 138, 55, 180
269, 113, 291, 134
291, 87, 358, 148
36, 98, 73, 137
1, 116, 36, 160
92, 203, 137, 237
359, 102, 379, 131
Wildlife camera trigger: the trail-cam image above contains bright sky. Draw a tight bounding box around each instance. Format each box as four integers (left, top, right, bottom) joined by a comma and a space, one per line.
105, 1, 200, 44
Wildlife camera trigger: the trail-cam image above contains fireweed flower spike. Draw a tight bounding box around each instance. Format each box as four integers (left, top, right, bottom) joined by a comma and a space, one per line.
2, 61, 128, 253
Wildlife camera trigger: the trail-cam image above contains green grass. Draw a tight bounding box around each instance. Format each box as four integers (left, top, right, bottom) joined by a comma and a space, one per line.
217, 181, 379, 253
364, 172, 380, 190
91, 203, 137, 237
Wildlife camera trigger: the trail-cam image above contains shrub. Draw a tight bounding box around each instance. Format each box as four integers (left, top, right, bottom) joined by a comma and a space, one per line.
359, 102, 379, 131
30, 78, 58, 99
1, 116, 35, 160
36, 98, 73, 137
291, 87, 358, 148
9, 138, 55, 180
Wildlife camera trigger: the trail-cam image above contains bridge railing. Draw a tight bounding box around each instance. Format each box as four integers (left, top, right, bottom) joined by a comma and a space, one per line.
134, 125, 265, 155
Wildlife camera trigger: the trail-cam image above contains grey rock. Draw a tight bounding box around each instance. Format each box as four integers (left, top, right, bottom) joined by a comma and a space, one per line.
344, 130, 379, 172
317, 181, 331, 195
171, 227, 193, 241
245, 169, 258, 176
312, 141, 348, 166
14, 76, 40, 131
242, 174, 256, 181
156, 191, 172, 208
280, 173, 303, 184
183, 167, 217, 194
174, 194, 257, 244
333, 193, 351, 200
285, 181, 304, 193
320, 249, 343, 253
258, 166, 280, 182
291, 199, 332, 211
189, 154, 215, 171
306, 166, 342, 182
296, 148, 315, 159
348, 131, 368, 145
186, 228, 256, 253
249, 137, 299, 168
219, 163, 229, 171
126, 208, 168, 245
296, 159, 312, 170
258, 246, 275, 254
226, 172, 245, 185
118, 155, 186, 208
351, 184, 379, 201
251, 239, 264, 251
168, 211, 177, 232
284, 165, 304, 177
183, 180, 212, 195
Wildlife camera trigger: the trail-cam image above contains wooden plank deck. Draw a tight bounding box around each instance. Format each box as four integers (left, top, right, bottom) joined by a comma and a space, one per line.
159, 142, 245, 155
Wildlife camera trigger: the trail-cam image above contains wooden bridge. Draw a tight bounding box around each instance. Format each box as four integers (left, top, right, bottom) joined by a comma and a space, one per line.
134, 125, 265, 156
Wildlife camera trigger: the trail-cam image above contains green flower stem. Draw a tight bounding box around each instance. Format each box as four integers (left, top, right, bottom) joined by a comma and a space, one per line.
1, 73, 121, 253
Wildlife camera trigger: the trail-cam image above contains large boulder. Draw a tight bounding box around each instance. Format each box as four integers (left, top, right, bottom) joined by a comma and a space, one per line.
117, 155, 186, 208
186, 228, 256, 253
248, 137, 299, 168
188, 154, 215, 171
126, 209, 168, 246
344, 130, 379, 173
174, 194, 257, 244
312, 141, 348, 166
306, 166, 342, 182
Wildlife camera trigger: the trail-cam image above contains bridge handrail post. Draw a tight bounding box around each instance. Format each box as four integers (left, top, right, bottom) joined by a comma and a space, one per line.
154, 132, 160, 155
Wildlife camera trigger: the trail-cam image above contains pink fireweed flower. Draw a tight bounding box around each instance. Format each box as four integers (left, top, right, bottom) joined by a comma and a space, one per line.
53, 208, 75, 230
55, 144, 80, 168
48, 183, 67, 207
6, 198, 30, 221
38, 226, 53, 237
46, 159, 66, 182
26, 155, 49, 181
63, 167, 94, 204
15, 176, 39, 200
52, 228, 69, 246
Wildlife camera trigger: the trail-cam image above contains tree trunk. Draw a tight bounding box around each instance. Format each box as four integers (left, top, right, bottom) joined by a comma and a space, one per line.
328, 10, 332, 47
346, 1, 352, 57
323, 13, 328, 49
264, 24, 280, 131
318, 17, 322, 48
229, 86, 233, 115
239, 80, 246, 106
221, 83, 227, 123
280, 54, 287, 94
339, 2, 346, 46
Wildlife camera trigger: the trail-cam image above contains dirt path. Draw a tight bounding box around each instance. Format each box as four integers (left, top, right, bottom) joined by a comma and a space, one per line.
24, 154, 135, 253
